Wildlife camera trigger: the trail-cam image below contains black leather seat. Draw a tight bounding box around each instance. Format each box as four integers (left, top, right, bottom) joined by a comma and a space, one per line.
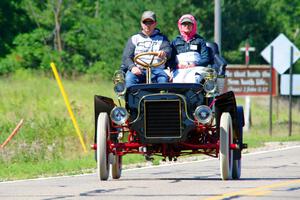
206, 42, 227, 75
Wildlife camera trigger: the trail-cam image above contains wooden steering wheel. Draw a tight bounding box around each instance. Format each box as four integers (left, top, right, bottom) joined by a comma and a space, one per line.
133, 52, 167, 69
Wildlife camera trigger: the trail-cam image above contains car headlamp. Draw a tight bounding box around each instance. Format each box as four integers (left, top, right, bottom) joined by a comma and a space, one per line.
110, 107, 129, 125
114, 82, 126, 95
203, 79, 217, 93
194, 105, 213, 124
113, 70, 126, 96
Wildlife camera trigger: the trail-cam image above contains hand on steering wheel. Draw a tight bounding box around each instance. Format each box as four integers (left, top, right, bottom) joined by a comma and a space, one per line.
133, 51, 167, 70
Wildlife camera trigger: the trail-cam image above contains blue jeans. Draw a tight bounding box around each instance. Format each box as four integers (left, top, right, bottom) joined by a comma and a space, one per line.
125, 68, 169, 88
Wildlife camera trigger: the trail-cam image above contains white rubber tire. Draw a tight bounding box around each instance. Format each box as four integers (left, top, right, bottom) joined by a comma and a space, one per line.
219, 112, 233, 180
97, 112, 110, 181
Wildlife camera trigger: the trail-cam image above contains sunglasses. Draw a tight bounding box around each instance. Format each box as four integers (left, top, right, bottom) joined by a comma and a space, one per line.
143, 20, 155, 25
182, 22, 193, 26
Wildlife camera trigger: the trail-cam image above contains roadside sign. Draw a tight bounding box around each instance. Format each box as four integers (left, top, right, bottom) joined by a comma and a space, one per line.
261, 33, 300, 74
280, 75, 300, 95
224, 65, 277, 96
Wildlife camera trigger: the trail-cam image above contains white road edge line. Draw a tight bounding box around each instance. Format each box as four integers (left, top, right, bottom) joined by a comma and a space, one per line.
1, 145, 300, 184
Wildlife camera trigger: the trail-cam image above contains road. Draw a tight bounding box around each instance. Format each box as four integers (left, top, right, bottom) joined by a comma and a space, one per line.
1, 145, 300, 200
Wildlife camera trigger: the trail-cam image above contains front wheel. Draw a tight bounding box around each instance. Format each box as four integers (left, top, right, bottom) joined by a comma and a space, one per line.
97, 112, 110, 181
219, 112, 233, 180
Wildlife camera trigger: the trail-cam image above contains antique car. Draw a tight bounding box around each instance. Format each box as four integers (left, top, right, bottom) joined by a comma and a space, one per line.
92, 42, 247, 181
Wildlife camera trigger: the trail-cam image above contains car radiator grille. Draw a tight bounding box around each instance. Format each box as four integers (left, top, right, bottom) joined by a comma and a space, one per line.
144, 100, 181, 138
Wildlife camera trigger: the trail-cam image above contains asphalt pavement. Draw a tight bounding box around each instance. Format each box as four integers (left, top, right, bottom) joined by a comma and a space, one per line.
1, 145, 300, 200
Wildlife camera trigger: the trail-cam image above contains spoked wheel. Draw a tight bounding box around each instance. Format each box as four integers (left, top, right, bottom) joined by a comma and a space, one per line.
112, 154, 122, 179
219, 112, 233, 180
232, 106, 244, 179
96, 112, 110, 181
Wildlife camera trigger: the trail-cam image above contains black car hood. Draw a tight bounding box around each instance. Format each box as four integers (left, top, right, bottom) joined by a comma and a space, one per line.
126, 83, 203, 94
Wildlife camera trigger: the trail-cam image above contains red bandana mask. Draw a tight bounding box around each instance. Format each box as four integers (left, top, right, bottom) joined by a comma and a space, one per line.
178, 14, 197, 42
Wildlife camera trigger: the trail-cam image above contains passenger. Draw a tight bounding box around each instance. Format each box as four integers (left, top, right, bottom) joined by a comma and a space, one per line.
121, 10, 172, 88
170, 14, 210, 83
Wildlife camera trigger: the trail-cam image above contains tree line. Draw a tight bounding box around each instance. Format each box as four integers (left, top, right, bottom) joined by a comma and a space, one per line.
0, 0, 299, 77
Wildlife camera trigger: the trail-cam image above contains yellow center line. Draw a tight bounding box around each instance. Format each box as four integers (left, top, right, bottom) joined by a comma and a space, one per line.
248, 190, 272, 196
204, 179, 300, 200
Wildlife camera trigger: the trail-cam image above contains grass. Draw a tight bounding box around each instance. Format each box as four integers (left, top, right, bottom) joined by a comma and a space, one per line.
0, 69, 299, 181
236, 96, 300, 148
244, 133, 300, 149
0, 155, 95, 181
0, 69, 149, 181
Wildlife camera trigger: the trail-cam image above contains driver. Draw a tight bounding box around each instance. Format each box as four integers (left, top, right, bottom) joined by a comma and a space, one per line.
121, 10, 172, 88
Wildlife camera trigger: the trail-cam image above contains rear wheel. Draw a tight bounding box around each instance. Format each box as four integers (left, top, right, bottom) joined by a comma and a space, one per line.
112, 154, 122, 179
97, 112, 110, 181
232, 106, 244, 179
232, 158, 241, 179
219, 112, 233, 180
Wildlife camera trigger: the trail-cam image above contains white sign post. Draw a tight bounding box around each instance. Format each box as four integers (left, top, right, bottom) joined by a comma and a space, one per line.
239, 42, 256, 131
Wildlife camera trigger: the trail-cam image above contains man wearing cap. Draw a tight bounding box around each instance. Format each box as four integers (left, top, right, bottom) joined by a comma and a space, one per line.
170, 14, 209, 83
121, 10, 172, 88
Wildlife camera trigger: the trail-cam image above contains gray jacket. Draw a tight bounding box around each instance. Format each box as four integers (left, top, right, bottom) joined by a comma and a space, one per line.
121, 28, 171, 73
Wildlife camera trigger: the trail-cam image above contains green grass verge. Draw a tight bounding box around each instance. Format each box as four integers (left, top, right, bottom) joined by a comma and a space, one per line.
244, 133, 300, 149
0, 70, 299, 181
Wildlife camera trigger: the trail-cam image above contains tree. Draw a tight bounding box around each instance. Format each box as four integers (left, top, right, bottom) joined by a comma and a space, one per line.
0, 0, 33, 56
1, 0, 299, 76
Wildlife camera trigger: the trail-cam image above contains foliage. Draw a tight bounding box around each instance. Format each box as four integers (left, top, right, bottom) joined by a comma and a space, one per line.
0, 0, 34, 57
0, 0, 299, 76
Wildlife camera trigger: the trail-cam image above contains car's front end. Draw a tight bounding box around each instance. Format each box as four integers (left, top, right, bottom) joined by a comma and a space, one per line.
125, 83, 208, 144
93, 69, 246, 181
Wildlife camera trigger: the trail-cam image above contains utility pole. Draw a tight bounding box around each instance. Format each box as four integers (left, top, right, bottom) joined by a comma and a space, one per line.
214, 0, 222, 53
